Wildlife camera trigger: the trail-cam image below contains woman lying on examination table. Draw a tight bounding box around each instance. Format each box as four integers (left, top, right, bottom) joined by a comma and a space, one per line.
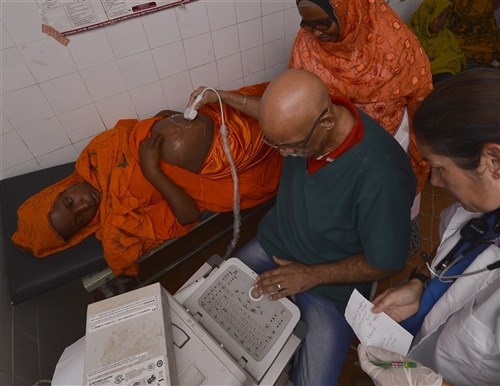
12, 84, 281, 277
358, 68, 500, 386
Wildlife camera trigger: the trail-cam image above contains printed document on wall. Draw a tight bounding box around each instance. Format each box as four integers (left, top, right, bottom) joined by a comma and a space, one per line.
38, 0, 194, 36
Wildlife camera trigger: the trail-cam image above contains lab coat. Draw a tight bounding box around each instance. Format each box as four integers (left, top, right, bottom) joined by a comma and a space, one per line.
408, 203, 500, 386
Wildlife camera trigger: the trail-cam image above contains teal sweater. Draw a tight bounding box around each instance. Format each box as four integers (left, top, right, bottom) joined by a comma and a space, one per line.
258, 110, 416, 313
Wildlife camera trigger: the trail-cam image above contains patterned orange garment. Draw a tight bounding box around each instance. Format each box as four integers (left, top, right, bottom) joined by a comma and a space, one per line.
289, 0, 433, 192
12, 84, 282, 276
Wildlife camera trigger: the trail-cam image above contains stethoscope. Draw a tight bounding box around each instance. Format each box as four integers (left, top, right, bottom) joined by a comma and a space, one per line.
421, 209, 500, 283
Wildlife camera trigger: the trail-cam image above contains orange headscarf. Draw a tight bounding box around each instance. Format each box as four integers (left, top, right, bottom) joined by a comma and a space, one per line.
12, 84, 281, 276
11, 173, 99, 257
290, 0, 433, 192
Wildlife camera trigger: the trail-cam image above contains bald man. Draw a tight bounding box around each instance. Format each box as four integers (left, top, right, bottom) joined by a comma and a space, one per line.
189, 70, 416, 386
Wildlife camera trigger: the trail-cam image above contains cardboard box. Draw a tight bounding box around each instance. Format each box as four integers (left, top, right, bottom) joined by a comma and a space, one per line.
83, 283, 178, 386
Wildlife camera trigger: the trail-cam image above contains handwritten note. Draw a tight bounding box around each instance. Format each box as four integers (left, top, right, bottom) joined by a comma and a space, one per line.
344, 289, 413, 356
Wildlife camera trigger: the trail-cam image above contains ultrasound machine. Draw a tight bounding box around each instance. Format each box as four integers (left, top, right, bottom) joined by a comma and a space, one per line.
52, 256, 305, 386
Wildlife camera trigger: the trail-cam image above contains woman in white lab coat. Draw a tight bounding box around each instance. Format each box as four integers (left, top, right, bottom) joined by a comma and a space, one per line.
358, 68, 500, 386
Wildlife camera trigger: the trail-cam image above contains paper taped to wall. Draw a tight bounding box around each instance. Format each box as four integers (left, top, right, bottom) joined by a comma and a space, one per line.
344, 289, 413, 356
38, 0, 195, 36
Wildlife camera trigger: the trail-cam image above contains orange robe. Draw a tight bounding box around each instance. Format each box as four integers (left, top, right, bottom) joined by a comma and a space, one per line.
289, 0, 433, 192
13, 85, 282, 276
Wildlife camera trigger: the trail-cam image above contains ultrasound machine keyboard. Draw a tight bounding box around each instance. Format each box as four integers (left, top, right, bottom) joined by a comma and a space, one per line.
198, 264, 293, 361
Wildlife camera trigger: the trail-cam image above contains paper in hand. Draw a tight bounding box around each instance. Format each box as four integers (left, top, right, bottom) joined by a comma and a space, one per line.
344, 289, 413, 356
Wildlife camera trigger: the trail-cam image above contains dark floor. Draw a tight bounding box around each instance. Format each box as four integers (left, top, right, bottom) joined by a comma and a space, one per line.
0, 274, 91, 385
0, 181, 454, 385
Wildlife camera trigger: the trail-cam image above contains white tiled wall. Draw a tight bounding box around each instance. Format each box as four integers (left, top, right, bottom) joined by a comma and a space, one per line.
0, 0, 419, 180
388, 0, 422, 23
0, 0, 301, 180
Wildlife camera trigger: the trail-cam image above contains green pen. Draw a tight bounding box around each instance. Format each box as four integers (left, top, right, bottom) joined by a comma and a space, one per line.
371, 361, 417, 368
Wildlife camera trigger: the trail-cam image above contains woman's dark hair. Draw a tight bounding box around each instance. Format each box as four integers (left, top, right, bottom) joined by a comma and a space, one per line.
414, 68, 500, 170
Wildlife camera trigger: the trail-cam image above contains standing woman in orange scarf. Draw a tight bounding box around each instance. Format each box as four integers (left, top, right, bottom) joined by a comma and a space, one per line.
289, 0, 433, 254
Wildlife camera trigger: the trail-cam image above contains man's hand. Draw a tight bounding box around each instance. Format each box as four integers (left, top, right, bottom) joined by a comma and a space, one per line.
255, 256, 317, 300
139, 134, 163, 179
370, 280, 424, 322
187, 86, 220, 109
357, 345, 444, 386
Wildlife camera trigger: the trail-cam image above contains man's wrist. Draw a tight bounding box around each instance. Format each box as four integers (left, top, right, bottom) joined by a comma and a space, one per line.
308, 264, 324, 287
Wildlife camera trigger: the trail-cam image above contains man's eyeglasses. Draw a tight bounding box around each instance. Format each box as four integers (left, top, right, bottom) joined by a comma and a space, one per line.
263, 107, 329, 156
300, 17, 335, 32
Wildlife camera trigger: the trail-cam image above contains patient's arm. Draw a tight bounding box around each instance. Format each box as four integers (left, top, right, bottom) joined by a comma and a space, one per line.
139, 134, 201, 225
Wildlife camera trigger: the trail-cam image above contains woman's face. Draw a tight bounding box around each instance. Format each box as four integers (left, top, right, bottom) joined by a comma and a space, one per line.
429, 6, 451, 33
50, 182, 100, 240
418, 142, 500, 212
298, 5, 340, 42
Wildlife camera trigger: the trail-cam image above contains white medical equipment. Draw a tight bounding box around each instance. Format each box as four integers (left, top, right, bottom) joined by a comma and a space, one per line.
183, 257, 301, 383
83, 283, 178, 386
183, 93, 204, 120
53, 257, 305, 386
